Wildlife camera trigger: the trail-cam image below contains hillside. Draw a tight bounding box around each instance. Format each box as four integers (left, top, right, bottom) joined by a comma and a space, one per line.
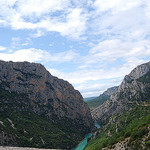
85, 61, 150, 150
92, 61, 150, 125
86, 86, 118, 110
84, 97, 97, 101
0, 61, 94, 149
85, 103, 150, 150
86, 95, 109, 110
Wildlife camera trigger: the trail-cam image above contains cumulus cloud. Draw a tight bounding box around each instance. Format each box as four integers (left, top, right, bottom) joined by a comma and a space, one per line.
0, 0, 87, 39
48, 63, 136, 85
0, 46, 6, 51
89, 39, 150, 62
1, 0, 150, 97
49, 50, 79, 63
93, 0, 141, 13
76, 83, 109, 97
0, 48, 79, 64
0, 48, 50, 62
48, 59, 149, 97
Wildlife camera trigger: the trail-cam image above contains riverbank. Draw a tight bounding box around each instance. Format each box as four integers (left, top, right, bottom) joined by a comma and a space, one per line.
73, 122, 100, 150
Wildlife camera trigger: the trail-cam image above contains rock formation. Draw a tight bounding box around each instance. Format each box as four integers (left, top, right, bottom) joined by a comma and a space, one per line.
0, 60, 94, 149
92, 61, 150, 124
103, 86, 118, 97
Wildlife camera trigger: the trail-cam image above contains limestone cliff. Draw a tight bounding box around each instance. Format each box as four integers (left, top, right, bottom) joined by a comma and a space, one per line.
0, 60, 94, 149
92, 61, 150, 124
103, 86, 118, 97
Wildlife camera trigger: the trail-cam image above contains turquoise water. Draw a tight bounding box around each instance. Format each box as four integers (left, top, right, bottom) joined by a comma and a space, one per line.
74, 133, 92, 150
95, 122, 100, 129
74, 122, 100, 150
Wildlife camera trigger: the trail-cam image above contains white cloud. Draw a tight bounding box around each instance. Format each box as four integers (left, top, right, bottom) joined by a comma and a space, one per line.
48, 65, 131, 85
49, 42, 54, 47
76, 83, 108, 97
0, 48, 50, 62
50, 50, 79, 62
11, 37, 21, 49
1, 0, 150, 97
0, 0, 87, 39
0, 19, 7, 26
30, 30, 45, 38
0, 48, 79, 64
17, 0, 69, 17
0, 46, 6, 51
94, 0, 141, 13
48, 58, 149, 97
89, 39, 150, 62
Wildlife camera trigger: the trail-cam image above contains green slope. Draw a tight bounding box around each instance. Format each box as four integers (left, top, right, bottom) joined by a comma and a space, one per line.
84, 97, 97, 101
85, 102, 150, 150
86, 94, 109, 110
0, 88, 84, 149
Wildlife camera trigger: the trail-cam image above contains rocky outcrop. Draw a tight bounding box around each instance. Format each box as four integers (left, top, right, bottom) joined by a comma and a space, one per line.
0, 131, 18, 147
0, 60, 94, 148
103, 86, 118, 97
92, 61, 150, 124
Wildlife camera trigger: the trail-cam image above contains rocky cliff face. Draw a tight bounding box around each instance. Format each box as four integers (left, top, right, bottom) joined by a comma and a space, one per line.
103, 86, 118, 97
92, 61, 150, 124
0, 60, 94, 149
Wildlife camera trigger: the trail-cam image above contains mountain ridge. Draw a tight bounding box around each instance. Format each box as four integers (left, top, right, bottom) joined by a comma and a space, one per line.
92, 61, 150, 124
85, 61, 150, 150
86, 86, 118, 110
0, 60, 94, 149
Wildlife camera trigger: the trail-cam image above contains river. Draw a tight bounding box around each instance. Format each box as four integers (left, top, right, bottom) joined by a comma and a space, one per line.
74, 122, 100, 150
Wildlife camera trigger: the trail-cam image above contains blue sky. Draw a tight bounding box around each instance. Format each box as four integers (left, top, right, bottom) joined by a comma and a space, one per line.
0, 0, 150, 97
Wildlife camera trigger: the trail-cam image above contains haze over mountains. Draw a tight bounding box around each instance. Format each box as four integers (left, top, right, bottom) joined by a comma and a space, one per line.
86, 86, 118, 110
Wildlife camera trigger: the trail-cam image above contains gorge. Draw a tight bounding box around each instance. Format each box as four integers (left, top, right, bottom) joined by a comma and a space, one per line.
0, 60, 150, 150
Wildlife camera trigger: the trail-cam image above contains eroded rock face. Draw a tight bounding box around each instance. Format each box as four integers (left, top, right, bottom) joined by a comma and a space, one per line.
0, 60, 93, 130
103, 86, 119, 97
92, 61, 150, 124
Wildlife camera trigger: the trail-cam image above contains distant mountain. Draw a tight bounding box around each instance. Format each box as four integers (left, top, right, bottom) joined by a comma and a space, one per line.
0, 61, 94, 149
84, 97, 97, 101
92, 61, 150, 125
86, 86, 118, 110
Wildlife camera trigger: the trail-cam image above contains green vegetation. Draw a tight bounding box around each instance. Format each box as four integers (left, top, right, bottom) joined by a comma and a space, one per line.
85, 103, 150, 150
0, 111, 79, 149
86, 95, 109, 110
84, 97, 97, 101
0, 87, 84, 149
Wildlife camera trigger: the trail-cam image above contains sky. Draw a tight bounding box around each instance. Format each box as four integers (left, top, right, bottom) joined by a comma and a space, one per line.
0, 0, 150, 97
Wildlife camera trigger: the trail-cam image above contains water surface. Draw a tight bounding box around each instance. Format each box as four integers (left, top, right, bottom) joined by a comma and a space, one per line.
95, 122, 100, 129
74, 122, 100, 150
74, 133, 92, 150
